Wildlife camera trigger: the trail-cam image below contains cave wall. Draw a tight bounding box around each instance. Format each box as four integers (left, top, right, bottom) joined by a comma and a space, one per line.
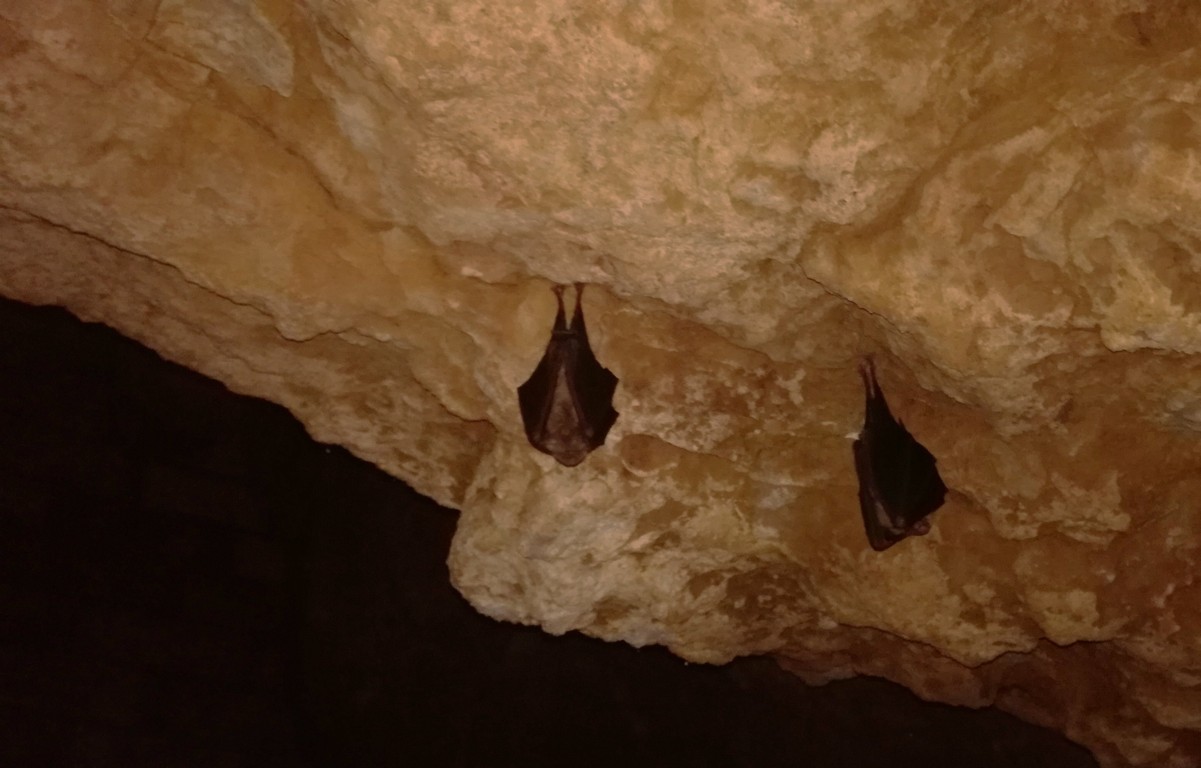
2, 2, 1201, 765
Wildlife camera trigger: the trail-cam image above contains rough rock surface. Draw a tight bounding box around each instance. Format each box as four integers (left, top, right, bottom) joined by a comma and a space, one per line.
1, 2, 1199, 765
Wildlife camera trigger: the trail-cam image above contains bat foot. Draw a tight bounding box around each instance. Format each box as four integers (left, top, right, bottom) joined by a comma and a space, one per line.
858, 355, 877, 388
857, 356, 880, 399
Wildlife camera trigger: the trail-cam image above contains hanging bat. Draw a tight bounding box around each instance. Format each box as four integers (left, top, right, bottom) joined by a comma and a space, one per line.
851, 358, 947, 551
517, 284, 619, 466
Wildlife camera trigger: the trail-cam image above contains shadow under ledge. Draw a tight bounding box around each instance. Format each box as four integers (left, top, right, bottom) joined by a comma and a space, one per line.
0, 295, 1099, 768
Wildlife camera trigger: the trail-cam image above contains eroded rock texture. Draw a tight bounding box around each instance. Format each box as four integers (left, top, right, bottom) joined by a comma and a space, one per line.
1, 2, 1199, 764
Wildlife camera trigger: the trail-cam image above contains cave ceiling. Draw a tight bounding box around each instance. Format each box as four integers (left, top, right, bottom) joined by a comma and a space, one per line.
3, 2, 1201, 765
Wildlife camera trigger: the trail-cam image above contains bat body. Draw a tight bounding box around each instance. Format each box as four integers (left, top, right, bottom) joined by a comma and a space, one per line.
852, 358, 946, 551
517, 285, 619, 466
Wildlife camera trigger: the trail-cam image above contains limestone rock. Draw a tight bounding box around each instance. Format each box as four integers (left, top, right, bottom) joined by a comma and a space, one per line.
3, 2, 1201, 764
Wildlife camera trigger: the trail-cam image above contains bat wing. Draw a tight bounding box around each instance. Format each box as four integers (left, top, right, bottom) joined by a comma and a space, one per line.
852, 359, 947, 551
517, 286, 619, 466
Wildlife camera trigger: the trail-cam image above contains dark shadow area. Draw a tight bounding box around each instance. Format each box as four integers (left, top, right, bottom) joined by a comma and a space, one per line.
0, 295, 1099, 767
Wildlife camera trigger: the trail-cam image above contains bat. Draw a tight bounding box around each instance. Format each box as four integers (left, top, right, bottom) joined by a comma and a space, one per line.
851, 357, 947, 551
517, 284, 619, 466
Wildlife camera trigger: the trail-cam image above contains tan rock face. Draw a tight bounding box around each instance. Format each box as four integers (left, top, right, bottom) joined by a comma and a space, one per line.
3, 1, 1200, 764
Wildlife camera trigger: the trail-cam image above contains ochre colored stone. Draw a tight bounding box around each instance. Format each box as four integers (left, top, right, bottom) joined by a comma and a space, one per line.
3, 3, 1201, 765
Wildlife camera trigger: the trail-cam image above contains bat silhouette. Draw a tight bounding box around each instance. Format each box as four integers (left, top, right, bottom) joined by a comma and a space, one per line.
851, 358, 947, 551
517, 284, 619, 466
